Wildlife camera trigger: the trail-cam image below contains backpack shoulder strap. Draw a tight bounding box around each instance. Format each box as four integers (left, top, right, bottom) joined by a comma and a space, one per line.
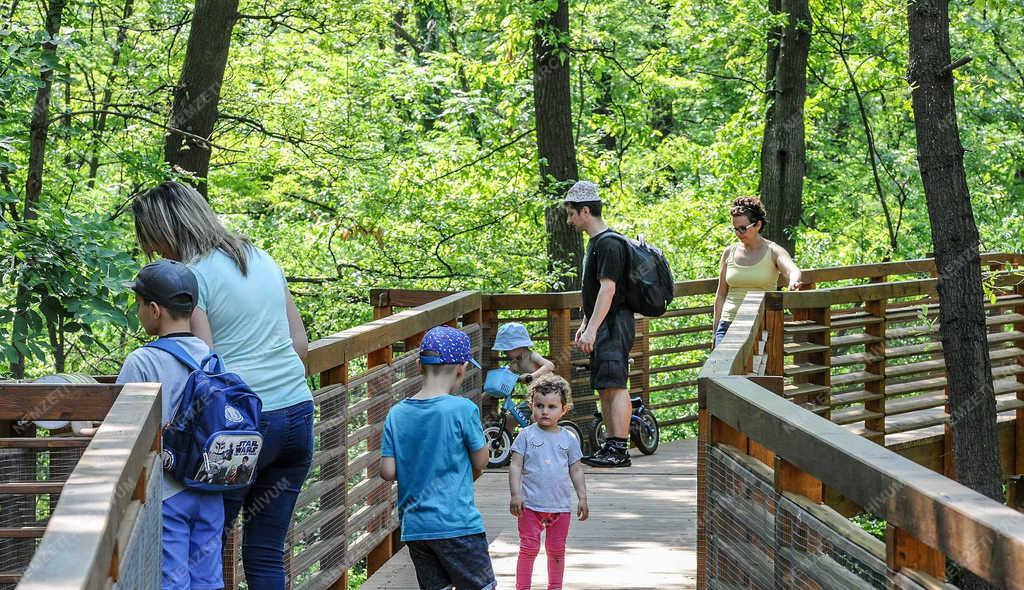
145, 338, 202, 372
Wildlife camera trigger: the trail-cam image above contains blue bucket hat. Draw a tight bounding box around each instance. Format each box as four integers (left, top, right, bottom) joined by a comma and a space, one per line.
419, 326, 481, 368
492, 323, 534, 351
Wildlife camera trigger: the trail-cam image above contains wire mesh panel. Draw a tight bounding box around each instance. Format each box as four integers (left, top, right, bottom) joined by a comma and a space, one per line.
705, 444, 952, 590
291, 324, 483, 590
705, 445, 776, 590
112, 453, 162, 590
0, 442, 86, 587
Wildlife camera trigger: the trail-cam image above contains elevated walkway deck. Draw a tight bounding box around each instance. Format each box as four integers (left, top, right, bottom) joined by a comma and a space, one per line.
363, 441, 698, 589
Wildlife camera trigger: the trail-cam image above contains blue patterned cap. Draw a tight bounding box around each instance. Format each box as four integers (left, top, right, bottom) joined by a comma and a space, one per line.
419, 326, 481, 368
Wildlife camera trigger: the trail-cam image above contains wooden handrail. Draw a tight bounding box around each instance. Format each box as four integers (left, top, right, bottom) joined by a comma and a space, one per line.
702, 376, 1024, 587
699, 292, 765, 379
306, 291, 482, 375
0, 384, 121, 421
17, 382, 161, 590
769, 269, 1024, 309
371, 252, 1024, 311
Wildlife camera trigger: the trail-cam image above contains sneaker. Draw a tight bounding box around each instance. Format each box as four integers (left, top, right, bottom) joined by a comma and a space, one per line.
584, 445, 631, 468
582, 442, 612, 466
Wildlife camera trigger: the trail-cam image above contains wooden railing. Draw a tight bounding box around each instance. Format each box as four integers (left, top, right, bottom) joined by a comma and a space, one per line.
258, 291, 487, 590
764, 258, 1024, 453
1, 382, 162, 589
374, 252, 1024, 439
697, 290, 1024, 588
6, 252, 1022, 588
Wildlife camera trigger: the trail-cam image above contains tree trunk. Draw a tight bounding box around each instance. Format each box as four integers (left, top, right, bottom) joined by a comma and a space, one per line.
758, 0, 810, 255
908, 2, 1002, 585
534, 0, 582, 291
163, 0, 239, 198
10, 0, 66, 379
86, 0, 134, 186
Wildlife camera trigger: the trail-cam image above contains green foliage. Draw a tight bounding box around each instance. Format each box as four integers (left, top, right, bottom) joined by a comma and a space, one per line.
850, 512, 886, 541
0, 0, 1022, 379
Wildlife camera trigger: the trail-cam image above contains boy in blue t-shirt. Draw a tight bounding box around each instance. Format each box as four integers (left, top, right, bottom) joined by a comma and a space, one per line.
117, 260, 223, 590
380, 326, 495, 590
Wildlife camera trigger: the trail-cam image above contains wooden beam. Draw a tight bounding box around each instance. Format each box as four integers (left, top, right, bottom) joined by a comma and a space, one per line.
0, 436, 92, 448
0, 384, 121, 421
306, 292, 482, 376
0, 527, 47, 538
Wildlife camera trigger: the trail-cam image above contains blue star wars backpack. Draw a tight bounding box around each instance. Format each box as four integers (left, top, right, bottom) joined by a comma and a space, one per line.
146, 338, 264, 492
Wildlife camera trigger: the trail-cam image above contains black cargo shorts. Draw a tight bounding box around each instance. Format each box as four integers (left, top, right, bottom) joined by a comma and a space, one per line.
590, 306, 636, 391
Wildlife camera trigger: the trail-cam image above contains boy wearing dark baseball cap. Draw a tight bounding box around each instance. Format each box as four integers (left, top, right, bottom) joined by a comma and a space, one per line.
118, 260, 224, 590
380, 326, 496, 590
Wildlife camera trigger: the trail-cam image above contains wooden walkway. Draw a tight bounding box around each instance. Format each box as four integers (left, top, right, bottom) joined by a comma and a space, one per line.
362, 440, 698, 589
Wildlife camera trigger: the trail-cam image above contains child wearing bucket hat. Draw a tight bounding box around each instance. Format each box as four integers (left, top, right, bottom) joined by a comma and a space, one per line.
492, 323, 555, 384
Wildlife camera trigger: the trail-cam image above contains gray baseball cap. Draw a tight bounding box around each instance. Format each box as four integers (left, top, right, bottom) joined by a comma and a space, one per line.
564, 180, 600, 203
124, 259, 198, 313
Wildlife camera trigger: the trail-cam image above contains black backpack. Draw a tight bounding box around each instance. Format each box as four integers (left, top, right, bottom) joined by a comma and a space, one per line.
594, 232, 675, 317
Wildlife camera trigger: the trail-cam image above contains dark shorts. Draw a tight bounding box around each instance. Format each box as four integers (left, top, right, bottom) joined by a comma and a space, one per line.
590, 306, 636, 391
406, 532, 496, 590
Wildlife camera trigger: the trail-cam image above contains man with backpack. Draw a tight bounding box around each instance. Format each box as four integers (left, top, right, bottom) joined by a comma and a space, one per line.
564, 181, 639, 468
118, 259, 261, 589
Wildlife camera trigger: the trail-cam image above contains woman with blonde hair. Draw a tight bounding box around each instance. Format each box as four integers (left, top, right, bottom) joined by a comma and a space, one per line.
133, 181, 312, 589
713, 197, 803, 348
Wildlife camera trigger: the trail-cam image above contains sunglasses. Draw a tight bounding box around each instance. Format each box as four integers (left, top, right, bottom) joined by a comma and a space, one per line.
732, 221, 757, 234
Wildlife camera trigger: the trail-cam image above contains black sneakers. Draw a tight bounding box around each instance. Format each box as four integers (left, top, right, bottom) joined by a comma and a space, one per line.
582, 443, 632, 468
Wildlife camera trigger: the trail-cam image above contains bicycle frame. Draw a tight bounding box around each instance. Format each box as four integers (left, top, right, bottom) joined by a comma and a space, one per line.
499, 395, 530, 427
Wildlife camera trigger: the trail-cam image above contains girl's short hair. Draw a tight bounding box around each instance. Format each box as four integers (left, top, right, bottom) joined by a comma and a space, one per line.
132, 181, 253, 274
528, 374, 573, 410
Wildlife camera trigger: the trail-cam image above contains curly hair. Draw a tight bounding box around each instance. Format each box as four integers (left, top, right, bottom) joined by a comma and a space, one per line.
730, 196, 768, 230
528, 373, 573, 410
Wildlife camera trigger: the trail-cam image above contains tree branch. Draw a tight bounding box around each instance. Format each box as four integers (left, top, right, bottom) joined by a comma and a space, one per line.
938, 55, 972, 78
49, 109, 242, 152
390, 18, 423, 55
419, 127, 534, 185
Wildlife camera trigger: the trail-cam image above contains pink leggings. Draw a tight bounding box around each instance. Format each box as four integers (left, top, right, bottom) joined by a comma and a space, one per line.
516, 508, 570, 590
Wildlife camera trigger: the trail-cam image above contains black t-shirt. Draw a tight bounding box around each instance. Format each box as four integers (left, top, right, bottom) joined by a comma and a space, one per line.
582, 229, 628, 318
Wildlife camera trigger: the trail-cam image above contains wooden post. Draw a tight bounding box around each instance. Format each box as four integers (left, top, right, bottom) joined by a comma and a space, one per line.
1015, 283, 1024, 478
765, 304, 785, 378
774, 457, 823, 503
366, 306, 394, 577
323, 363, 350, 590
885, 525, 946, 580
635, 316, 651, 405
807, 306, 831, 420
710, 415, 747, 453
864, 298, 886, 443
547, 308, 573, 381
696, 409, 709, 590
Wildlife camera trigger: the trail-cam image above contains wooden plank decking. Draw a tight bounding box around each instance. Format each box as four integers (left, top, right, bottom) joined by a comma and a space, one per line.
362, 440, 698, 589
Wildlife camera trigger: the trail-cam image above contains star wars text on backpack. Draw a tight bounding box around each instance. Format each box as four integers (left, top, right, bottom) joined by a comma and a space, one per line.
148, 338, 264, 491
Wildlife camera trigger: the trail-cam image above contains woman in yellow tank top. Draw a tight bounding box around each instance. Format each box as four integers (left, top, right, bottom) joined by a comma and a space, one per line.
713, 197, 803, 347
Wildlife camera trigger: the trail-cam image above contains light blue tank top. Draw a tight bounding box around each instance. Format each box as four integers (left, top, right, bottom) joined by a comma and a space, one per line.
190, 247, 312, 411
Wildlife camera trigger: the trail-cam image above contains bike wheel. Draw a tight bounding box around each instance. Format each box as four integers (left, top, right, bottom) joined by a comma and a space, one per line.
558, 420, 584, 450
589, 416, 607, 453
483, 422, 513, 468
633, 408, 660, 455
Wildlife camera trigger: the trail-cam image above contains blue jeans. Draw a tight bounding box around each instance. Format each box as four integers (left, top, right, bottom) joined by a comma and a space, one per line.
713, 320, 732, 348
223, 400, 314, 589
